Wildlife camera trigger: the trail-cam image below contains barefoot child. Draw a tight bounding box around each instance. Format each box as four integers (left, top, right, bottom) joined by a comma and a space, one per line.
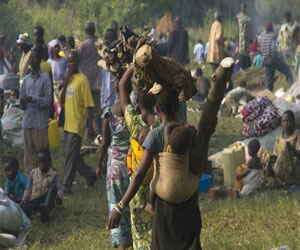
236, 139, 262, 195
21, 148, 63, 222
3, 156, 27, 204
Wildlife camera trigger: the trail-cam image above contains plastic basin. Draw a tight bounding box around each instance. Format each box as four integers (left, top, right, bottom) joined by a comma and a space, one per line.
199, 174, 212, 192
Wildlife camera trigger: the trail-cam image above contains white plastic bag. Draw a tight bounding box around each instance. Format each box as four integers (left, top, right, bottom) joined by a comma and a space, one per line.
0, 189, 30, 249
0, 189, 23, 234
1, 106, 23, 148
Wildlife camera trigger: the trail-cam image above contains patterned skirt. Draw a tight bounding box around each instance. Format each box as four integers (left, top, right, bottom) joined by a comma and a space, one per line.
129, 182, 153, 250
106, 148, 132, 247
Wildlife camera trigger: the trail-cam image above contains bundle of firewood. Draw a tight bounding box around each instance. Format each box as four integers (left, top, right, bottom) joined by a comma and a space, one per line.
134, 44, 197, 100
97, 26, 197, 100
97, 26, 153, 81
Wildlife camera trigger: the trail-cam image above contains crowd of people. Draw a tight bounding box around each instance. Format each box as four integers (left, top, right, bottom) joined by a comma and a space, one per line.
193, 4, 299, 92
0, 16, 203, 249
1, 3, 300, 250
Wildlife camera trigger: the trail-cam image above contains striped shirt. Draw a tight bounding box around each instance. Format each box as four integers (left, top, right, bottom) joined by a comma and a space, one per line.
20, 70, 52, 129
258, 31, 277, 64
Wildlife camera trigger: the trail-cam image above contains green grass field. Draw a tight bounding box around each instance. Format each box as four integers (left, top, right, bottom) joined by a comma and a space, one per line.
1, 69, 299, 249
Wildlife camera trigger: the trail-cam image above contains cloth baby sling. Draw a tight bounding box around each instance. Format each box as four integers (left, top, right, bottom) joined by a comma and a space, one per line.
150, 152, 199, 203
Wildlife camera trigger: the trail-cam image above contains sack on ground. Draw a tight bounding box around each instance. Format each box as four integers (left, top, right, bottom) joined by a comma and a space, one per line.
1, 106, 23, 148
150, 152, 198, 203
0, 188, 30, 234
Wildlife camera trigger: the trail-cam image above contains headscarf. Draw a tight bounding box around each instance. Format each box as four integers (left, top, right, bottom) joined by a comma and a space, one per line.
16, 33, 31, 45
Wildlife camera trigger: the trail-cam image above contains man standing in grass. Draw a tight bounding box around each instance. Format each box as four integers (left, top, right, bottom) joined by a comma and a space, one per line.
236, 3, 254, 70
259, 22, 293, 91
77, 21, 102, 136
168, 16, 189, 65
20, 47, 52, 177
61, 51, 96, 194
207, 11, 225, 71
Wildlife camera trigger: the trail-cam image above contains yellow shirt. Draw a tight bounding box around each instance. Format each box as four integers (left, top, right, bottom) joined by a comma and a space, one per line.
19, 51, 31, 80
64, 72, 95, 137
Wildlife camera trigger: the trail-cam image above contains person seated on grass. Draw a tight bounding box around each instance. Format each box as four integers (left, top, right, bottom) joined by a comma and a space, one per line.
3, 156, 27, 204
21, 148, 63, 222
146, 122, 197, 214
236, 139, 262, 195
259, 110, 300, 188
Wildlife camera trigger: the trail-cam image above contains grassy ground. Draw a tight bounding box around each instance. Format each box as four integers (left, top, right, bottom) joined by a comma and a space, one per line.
1, 68, 299, 249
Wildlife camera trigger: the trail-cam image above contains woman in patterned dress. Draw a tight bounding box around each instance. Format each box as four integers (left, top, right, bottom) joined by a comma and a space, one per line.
117, 65, 160, 250
97, 83, 132, 249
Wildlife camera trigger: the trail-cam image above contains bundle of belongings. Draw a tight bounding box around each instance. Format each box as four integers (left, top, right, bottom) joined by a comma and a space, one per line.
1, 97, 23, 148
242, 97, 280, 138
222, 82, 255, 116
0, 188, 31, 249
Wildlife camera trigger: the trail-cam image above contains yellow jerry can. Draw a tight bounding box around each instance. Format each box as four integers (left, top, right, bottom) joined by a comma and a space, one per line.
48, 119, 60, 148
222, 144, 246, 188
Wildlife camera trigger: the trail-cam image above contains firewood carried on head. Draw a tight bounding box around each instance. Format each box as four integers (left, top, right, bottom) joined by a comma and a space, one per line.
96, 27, 151, 82
134, 44, 197, 100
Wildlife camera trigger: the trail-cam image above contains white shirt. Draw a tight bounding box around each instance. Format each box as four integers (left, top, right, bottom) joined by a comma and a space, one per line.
193, 43, 204, 63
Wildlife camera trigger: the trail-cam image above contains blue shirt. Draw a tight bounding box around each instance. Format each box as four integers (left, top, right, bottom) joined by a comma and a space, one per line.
20, 70, 52, 129
5, 172, 27, 201
101, 70, 118, 109
143, 123, 166, 153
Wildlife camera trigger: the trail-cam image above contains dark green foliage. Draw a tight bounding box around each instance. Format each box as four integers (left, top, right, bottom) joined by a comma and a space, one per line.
0, 0, 252, 46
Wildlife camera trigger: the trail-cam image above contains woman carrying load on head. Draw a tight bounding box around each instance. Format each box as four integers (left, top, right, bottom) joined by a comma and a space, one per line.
113, 64, 160, 250
108, 84, 215, 250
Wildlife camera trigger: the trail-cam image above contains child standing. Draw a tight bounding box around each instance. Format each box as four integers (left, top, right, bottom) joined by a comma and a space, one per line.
236, 139, 262, 195
3, 156, 27, 203
21, 148, 63, 222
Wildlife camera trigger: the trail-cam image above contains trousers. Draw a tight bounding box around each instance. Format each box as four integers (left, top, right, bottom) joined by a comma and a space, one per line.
63, 131, 95, 192
265, 58, 294, 91
21, 184, 57, 217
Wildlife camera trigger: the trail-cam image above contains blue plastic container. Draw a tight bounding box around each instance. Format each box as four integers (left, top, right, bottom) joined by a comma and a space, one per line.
199, 174, 212, 192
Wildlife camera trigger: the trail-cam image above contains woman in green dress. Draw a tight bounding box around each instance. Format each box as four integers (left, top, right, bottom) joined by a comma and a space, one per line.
118, 65, 160, 250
